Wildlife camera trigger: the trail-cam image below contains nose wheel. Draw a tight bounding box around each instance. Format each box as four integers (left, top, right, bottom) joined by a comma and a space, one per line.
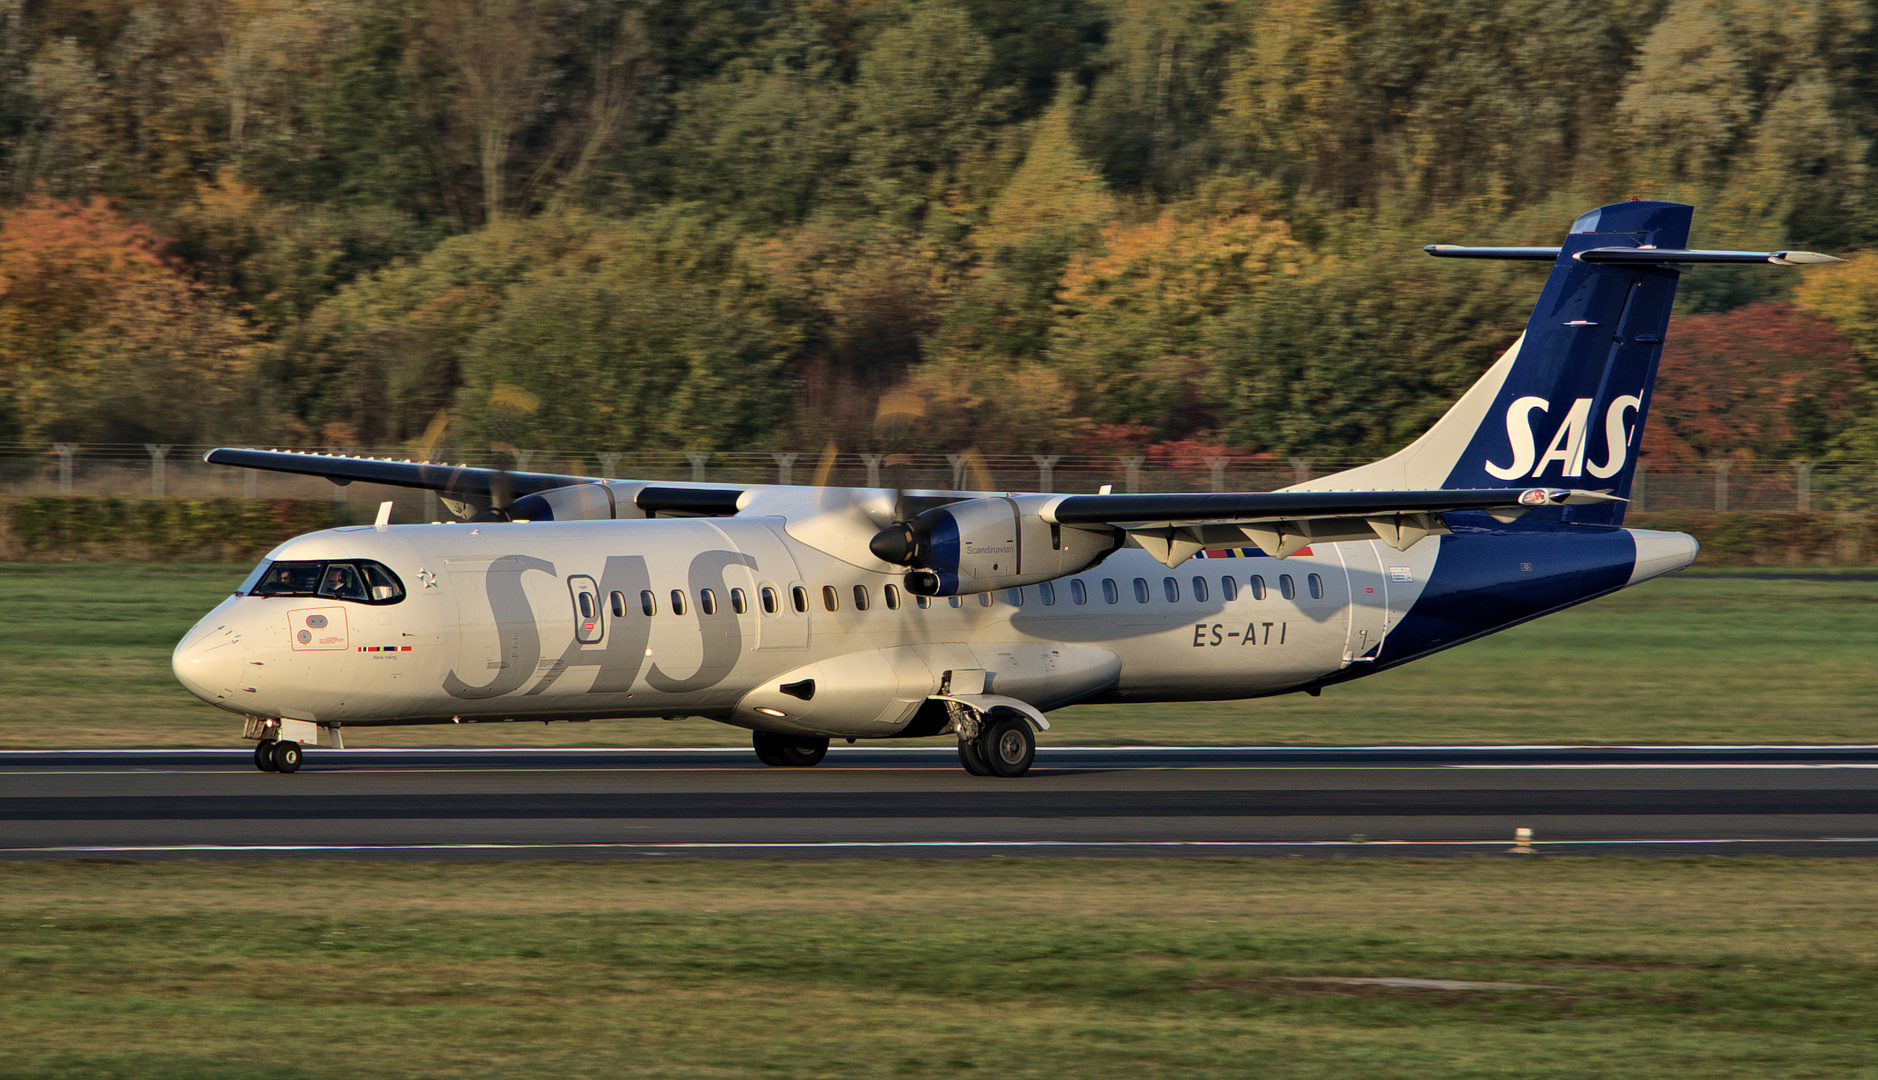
252, 740, 302, 774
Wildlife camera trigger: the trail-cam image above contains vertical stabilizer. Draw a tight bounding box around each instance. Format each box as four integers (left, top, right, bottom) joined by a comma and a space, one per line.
1291, 201, 1725, 527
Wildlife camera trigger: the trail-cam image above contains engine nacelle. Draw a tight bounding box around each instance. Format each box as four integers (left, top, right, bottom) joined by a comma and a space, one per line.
869, 495, 1120, 596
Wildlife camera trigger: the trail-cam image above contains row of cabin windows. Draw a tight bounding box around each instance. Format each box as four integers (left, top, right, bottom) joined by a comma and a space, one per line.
610, 572, 1325, 617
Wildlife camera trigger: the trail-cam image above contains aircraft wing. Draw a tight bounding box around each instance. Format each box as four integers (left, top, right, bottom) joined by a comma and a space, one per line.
202, 448, 745, 519
1042, 486, 1622, 564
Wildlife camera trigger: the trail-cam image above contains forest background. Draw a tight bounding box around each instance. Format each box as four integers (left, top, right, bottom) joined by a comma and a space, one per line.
2, 0, 1878, 497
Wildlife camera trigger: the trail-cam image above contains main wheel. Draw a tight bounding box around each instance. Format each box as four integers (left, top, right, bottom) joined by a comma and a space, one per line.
978, 714, 1035, 778
753, 731, 827, 767
775, 736, 828, 767
957, 736, 993, 776
254, 741, 279, 772
271, 740, 303, 774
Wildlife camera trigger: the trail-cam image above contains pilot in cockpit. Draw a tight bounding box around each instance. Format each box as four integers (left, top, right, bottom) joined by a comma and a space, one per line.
318, 563, 368, 602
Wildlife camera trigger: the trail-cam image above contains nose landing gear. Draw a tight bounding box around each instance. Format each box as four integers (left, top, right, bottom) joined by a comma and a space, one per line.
251, 740, 302, 773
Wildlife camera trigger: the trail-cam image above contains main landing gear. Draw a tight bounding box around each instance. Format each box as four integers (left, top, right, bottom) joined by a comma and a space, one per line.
752, 730, 829, 767
958, 712, 1035, 778
252, 740, 302, 774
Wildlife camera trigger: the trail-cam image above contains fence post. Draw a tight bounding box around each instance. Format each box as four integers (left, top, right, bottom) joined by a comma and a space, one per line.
1632, 463, 1645, 513
685, 452, 712, 483
1794, 460, 1814, 513
861, 453, 884, 487
1207, 457, 1229, 493
1710, 459, 1732, 512
144, 443, 172, 498
1122, 456, 1144, 494
1289, 457, 1314, 485
771, 453, 797, 486
1032, 455, 1060, 493
597, 452, 622, 478
53, 443, 75, 495
514, 449, 536, 472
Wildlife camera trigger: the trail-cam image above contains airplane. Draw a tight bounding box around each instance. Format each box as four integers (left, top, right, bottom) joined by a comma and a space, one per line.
172, 200, 1839, 775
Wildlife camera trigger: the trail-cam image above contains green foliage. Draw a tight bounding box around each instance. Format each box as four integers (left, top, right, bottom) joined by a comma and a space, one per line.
454, 209, 799, 453
2, 497, 343, 561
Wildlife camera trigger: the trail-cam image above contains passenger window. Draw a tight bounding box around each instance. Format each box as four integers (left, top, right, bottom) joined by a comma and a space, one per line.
1006, 588, 1024, 607
792, 586, 808, 613
731, 588, 748, 615
853, 585, 870, 611
1220, 576, 1237, 602
949, 596, 963, 608
640, 590, 657, 616
885, 584, 901, 610
700, 589, 717, 615
1279, 574, 1296, 600
760, 586, 779, 615
610, 591, 627, 618
979, 592, 993, 607
1192, 576, 1209, 603
316, 563, 368, 603
822, 585, 839, 612
578, 593, 596, 620
1102, 578, 1119, 604
1039, 581, 1056, 606
1163, 577, 1179, 603
915, 594, 931, 609
1071, 579, 1088, 605
670, 589, 688, 616
1308, 573, 1325, 600
1249, 575, 1267, 601
1133, 578, 1150, 604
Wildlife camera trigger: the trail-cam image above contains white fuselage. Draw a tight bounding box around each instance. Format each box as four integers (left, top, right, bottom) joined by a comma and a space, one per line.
172, 513, 1439, 738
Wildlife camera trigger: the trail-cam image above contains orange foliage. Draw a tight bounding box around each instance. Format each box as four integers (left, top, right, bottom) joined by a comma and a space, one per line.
1645, 302, 1861, 464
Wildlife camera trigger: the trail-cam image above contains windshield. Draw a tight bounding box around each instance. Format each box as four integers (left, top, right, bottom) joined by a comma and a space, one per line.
241, 560, 406, 605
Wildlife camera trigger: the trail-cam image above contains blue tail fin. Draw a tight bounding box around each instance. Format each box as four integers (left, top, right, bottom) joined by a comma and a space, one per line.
1439, 201, 1690, 526
1297, 201, 1837, 526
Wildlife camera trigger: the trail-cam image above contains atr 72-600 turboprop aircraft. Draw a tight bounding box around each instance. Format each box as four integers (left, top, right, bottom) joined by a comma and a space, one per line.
174, 201, 1837, 775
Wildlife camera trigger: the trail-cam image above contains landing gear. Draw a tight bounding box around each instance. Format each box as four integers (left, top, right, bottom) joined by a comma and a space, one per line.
253, 740, 301, 773
959, 712, 1035, 777
753, 731, 829, 767
957, 735, 993, 776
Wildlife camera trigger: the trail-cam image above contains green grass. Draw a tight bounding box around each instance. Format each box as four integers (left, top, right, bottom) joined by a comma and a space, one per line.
1, 563, 1872, 748
2, 859, 1875, 1078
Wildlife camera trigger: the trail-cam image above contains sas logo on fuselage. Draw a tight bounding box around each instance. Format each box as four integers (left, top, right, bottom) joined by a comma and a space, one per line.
1486, 394, 1641, 480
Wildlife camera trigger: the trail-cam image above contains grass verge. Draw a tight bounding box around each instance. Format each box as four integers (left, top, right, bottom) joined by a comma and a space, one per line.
1, 563, 1872, 748
2, 858, 1875, 1078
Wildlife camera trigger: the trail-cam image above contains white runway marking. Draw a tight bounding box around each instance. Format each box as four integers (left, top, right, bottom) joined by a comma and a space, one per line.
11, 837, 1878, 856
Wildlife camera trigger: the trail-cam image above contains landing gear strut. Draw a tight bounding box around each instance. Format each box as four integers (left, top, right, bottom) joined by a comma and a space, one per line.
753, 731, 829, 767
958, 711, 1035, 777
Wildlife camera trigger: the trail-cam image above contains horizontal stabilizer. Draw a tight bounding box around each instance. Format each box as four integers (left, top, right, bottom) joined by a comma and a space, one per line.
1425, 244, 1842, 265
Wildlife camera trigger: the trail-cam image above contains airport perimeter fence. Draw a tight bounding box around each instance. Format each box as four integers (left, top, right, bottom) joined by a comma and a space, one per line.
1, 443, 1876, 520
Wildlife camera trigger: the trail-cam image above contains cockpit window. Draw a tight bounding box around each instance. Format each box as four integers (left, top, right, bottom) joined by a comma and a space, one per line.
243, 560, 405, 605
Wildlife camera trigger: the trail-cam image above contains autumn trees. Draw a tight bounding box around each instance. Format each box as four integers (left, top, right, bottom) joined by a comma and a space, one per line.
0, 0, 1873, 475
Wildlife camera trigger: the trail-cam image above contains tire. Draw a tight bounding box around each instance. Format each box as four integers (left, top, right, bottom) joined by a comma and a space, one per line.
957, 737, 993, 776
254, 741, 279, 772
775, 736, 828, 768
754, 731, 826, 767
751, 731, 785, 766
979, 714, 1035, 777
272, 740, 302, 774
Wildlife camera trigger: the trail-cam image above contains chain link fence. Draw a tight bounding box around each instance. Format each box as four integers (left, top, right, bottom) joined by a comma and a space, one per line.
3, 443, 1875, 519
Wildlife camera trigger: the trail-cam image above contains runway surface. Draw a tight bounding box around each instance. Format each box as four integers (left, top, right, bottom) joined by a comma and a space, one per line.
3, 745, 1875, 859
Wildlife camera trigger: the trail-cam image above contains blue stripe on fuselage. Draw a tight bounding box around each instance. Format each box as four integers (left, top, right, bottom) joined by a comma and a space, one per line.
1346, 514, 1636, 679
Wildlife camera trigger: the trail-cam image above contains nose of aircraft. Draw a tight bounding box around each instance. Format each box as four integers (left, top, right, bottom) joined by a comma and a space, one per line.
172, 606, 253, 708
